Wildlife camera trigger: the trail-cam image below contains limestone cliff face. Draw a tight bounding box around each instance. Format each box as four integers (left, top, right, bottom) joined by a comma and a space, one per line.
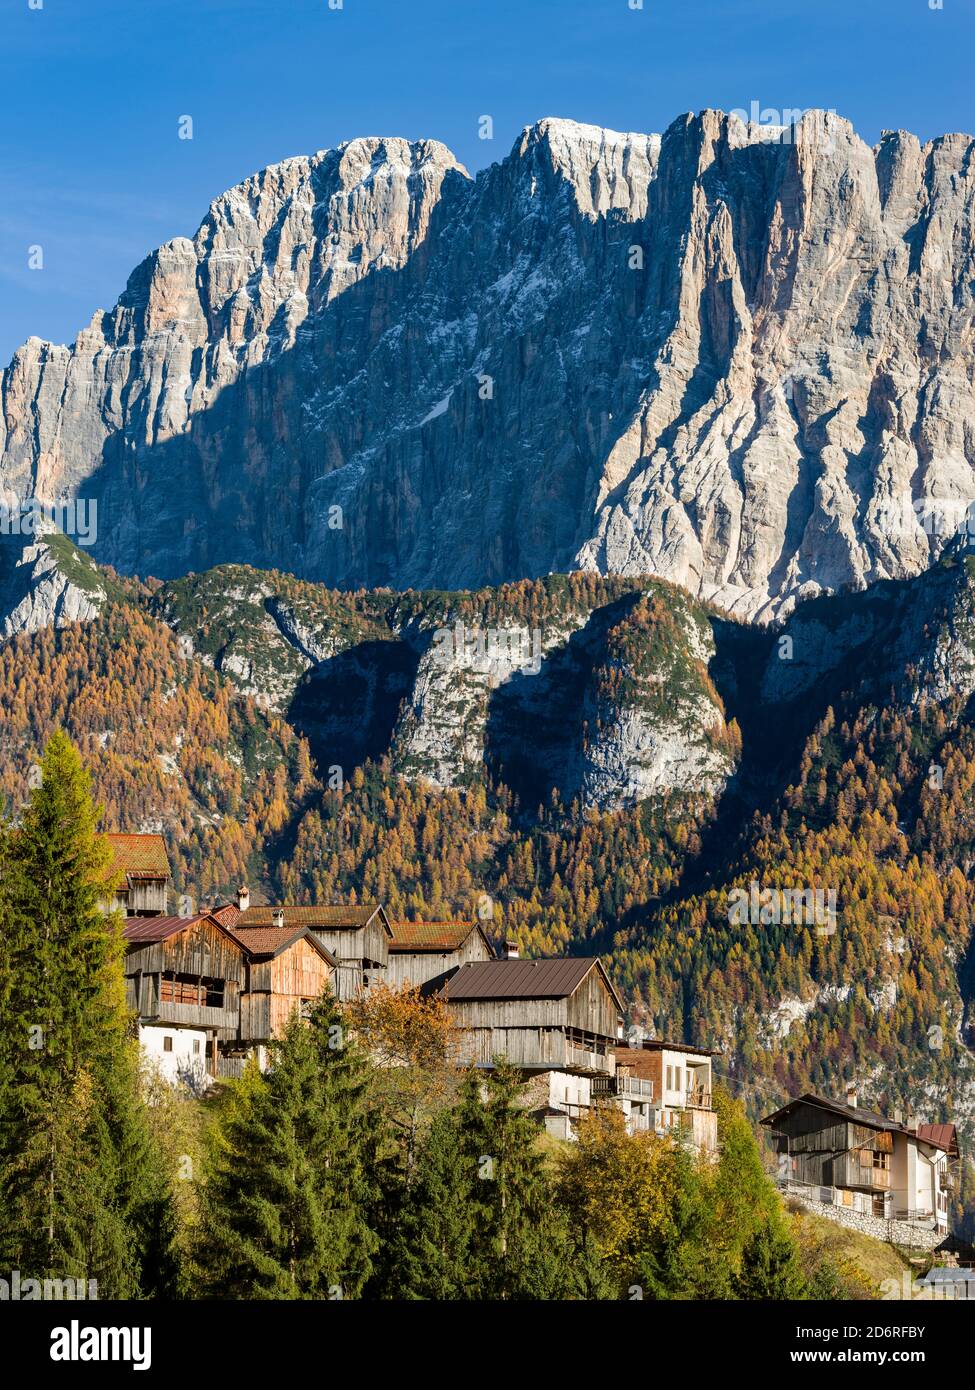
0, 531, 105, 639
3, 113, 975, 618
577, 590, 735, 810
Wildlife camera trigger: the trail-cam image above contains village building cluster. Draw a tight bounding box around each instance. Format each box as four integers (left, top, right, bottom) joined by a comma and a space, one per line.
105, 833, 961, 1240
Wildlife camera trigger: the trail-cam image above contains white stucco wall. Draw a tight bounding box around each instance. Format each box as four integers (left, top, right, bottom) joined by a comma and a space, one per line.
139, 1023, 209, 1091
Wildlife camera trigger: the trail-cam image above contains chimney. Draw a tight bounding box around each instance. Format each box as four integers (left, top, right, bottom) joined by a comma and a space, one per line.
845, 1083, 858, 1110
236, 885, 250, 912
272, 907, 285, 929
503, 939, 520, 960
906, 1109, 917, 1132
893, 1107, 904, 1125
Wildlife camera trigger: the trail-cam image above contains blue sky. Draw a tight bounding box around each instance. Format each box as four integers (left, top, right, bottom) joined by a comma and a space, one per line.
1, 0, 972, 363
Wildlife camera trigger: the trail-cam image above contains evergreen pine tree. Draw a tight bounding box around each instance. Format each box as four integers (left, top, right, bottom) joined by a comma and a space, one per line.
0, 730, 172, 1297
734, 1219, 808, 1300
306, 992, 380, 1297
454, 1061, 578, 1299
200, 1022, 336, 1299
200, 995, 377, 1299
390, 1106, 479, 1299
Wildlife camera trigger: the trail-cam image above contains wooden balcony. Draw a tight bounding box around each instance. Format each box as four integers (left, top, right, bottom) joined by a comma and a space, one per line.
134, 973, 238, 1034
685, 1086, 712, 1110
453, 1026, 615, 1075
592, 1074, 655, 1101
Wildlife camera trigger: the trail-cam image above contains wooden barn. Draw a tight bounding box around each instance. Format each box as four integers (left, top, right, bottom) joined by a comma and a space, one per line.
387, 919, 494, 992
123, 913, 246, 1088
441, 956, 625, 1139
229, 924, 336, 1059
233, 903, 392, 1001
105, 833, 171, 917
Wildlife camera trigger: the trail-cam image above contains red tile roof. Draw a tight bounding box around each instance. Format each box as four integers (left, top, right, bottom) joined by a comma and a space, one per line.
389, 921, 482, 952
210, 903, 242, 926
226, 925, 336, 964
107, 833, 171, 879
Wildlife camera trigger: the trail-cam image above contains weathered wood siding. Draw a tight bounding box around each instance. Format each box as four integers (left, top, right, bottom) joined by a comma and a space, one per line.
125, 919, 246, 985
124, 920, 245, 1040
239, 938, 333, 1044
312, 917, 389, 969
451, 1025, 614, 1074
387, 931, 493, 991
240, 993, 272, 1043
564, 967, 621, 1039
332, 961, 364, 1002
769, 1105, 895, 1190
128, 880, 168, 914
447, 997, 571, 1031
272, 936, 331, 1000
107, 878, 168, 917
446, 969, 619, 1042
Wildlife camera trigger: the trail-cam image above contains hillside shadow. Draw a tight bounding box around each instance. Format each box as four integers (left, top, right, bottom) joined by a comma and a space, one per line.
482, 591, 644, 816
286, 639, 419, 781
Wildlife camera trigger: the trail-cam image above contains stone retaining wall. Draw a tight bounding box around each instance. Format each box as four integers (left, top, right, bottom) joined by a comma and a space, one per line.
784, 1188, 943, 1250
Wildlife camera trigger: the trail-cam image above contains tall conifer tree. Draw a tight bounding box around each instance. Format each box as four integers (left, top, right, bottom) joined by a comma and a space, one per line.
199, 995, 378, 1299
0, 730, 176, 1296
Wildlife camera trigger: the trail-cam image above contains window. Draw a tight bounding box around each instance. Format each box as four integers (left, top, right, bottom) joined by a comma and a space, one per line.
666, 1065, 673, 1091
163, 1036, 173, 1053
159, 972, 225, 1007
192, 1039, 201, 1055
872, 1150, 890, 1171
674, 1067, 682, 1094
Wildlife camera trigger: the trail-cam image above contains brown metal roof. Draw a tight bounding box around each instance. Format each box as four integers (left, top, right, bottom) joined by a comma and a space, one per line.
389, 921, 486, 952
441, 956, 623, 1010
107, 833, 171, 879
226, 925, 336, 965
122, 914, 210, 944
762, 1093, 923, 1137
914, 1123, 957, 1155
236, 904, 390, 934
122, 913, 247, 958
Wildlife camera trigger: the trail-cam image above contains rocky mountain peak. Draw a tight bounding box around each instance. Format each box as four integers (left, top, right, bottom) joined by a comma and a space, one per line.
3, 110, 975, 618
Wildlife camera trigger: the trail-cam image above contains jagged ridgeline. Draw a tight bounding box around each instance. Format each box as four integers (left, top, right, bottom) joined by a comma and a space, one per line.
4, 114, 975, 621
0, 533, 974, 1153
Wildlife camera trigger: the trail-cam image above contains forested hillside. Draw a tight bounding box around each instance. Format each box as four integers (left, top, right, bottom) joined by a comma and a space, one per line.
1, 541, 973, 1197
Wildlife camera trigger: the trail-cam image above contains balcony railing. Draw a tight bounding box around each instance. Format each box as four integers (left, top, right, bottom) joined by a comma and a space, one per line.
592, 1074, 654, 1101
685, 1087, 712, 1109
